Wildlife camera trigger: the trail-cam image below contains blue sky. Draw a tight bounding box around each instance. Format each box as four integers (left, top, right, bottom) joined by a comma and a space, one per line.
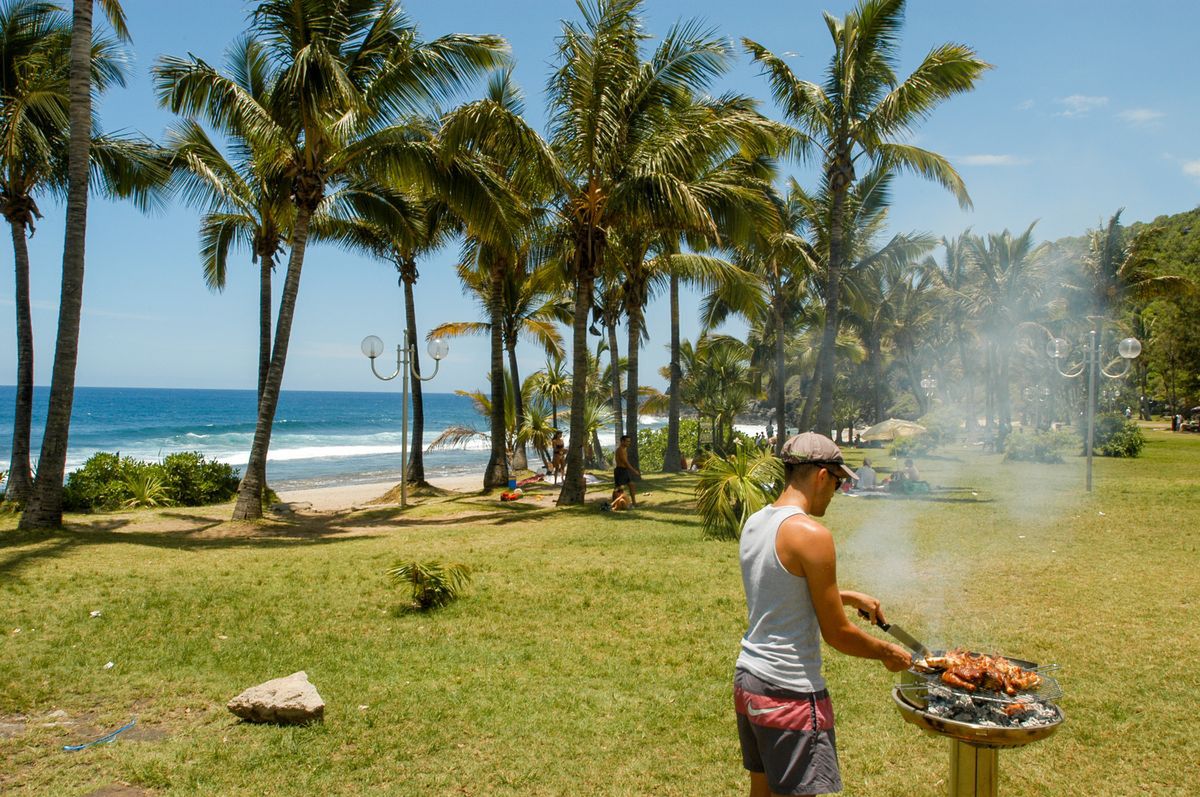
1, 0, 1197, 394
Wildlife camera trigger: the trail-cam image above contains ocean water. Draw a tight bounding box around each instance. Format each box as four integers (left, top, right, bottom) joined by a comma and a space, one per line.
0, 386, 696, 490
0, 386, 495, 489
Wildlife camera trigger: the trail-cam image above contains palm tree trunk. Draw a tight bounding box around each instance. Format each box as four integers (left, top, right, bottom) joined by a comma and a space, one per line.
816, 177, 849, 436
998, 346, 1012, 445
869, 336, 884, 424
607, 317, 623, 442
5, 218, 34, 504
958, 336, 975, 441
402, 260, 427, 485
231, 208, 312, 520
662, 272, 682, 472
624, 301, 642, 470
798, 365, 819, 433
984, 343, 995, 434
507, 331, 527, 471
484, 263, 508, 488
255, 255, 272, 497
19, 0, 93, 530
558, 233, 597, 505
772, 291, 786, 456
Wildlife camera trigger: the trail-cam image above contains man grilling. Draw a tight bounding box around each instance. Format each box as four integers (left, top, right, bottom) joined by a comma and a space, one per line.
734, 432, 912, 797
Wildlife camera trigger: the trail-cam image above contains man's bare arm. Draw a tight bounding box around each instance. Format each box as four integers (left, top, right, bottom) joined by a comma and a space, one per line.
776, 516, 910, 670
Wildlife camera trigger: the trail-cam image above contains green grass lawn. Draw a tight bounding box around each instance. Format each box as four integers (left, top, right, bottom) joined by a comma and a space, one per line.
2, 430, 1198, 795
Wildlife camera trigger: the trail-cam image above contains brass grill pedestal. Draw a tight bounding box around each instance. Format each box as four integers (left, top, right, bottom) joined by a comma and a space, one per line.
950, 740, 998, 797
892, 686, 1062, 797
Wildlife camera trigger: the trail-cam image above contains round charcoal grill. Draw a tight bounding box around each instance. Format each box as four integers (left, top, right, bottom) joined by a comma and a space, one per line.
892, 652, 1064, 797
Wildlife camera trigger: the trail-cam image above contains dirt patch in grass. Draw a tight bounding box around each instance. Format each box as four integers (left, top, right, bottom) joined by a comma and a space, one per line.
82, 785, 153, 797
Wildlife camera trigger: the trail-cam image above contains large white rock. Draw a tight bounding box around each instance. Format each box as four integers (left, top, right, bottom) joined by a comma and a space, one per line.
227, 671, 325, 724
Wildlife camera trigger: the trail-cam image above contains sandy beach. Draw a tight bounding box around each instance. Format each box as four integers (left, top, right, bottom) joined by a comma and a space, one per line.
275, 473, 482, 511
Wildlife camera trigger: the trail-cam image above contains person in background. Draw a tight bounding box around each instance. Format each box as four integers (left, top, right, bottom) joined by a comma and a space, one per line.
901, 458, 921, 482
614, 435, 641, 506
734, 432, 910, 797
855, 458, 877, 490
608, 485, 631, 512
551, 430, 566, 484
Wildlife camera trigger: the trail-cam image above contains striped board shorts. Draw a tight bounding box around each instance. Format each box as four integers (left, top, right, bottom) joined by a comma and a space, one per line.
734, 668, 843, 795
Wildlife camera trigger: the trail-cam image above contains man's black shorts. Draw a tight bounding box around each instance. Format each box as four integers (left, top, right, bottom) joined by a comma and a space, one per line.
614, 466, 633, 486
734, 667, 842, 795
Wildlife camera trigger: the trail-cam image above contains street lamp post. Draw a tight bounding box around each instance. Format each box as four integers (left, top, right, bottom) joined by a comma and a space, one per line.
1046, 322, 1141, 491
361, 332, 449, 508
920, 376, 937, 412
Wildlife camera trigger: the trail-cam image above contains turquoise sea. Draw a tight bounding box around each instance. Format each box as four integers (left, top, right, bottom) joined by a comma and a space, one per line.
0, 386, 489, 489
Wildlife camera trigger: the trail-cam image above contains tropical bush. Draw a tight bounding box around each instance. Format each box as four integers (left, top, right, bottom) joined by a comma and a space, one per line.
918, 407, 962, 447
63, 451, 241, 512
1003, 429, 1079, 464
694, 441, 784, 541
161, 452, 242, 505
889, 434, 936, 458
637, 419, 700, 471
387, 560, 472, 611
1093, 414, 1145, 458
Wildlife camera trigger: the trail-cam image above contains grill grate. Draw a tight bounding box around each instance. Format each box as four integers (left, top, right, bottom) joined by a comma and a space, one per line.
899, 672, 1063, 705
904, 667, 1063, 704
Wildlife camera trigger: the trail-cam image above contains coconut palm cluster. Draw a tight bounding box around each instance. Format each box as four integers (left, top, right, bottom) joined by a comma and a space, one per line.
7, 0, 1177, 527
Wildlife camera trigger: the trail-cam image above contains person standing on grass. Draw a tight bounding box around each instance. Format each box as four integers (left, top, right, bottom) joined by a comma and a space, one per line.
734, 432, 911, 797
551, 431, 566, 484
614, 435, 640, 506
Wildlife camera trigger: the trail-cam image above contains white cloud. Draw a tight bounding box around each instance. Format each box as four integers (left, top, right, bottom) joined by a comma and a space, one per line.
958, 154, 1031, 167
1119, 108, 1165, 126
1183, 160, 1200, 180
1057, 94, 1108, 117
1016, 99, 1034, 111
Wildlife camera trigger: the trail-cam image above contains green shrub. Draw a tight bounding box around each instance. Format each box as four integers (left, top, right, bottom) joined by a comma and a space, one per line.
1003, 428, 1079, 463
387, 560, 472, 611
1092, 414, 1145, 458
161, 451, 241, 506
917, 407, 962, 447
636, 419, 700, 471
63, 451, 242, 512
63, 452, 135, 511
889, 434, 935, 458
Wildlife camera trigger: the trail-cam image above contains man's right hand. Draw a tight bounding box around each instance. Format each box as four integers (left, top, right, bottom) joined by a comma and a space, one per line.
881, 644, 913, 672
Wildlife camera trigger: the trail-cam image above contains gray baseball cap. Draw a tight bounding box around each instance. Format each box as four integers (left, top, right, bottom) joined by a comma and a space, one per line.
779, 432, 858, 480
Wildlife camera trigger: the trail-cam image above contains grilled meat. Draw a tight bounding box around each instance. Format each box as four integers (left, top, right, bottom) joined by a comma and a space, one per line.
921, 648, 1043, 695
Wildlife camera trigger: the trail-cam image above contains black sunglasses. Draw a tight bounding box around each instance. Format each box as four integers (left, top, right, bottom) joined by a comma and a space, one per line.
823, 467, 846, 489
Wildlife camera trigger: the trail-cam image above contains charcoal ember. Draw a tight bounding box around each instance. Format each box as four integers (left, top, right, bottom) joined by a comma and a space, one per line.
921, 684, 1058, 729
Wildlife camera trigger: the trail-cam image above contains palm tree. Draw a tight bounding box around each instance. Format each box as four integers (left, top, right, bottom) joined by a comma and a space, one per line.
429, 250, 569, 472
155, 0, 511, 518
968, 223, 1045, 442
927, 232, 979, 436
547, 0, 755, 503
325, 184, 454, 486
703, 181, 816, 455
19, 0, 139, 529
616, 98, 782, 470
529, 357, 570, 430
159, 35, 294, 499
436, 68, 559, 485
2, 0, 160, 504
744, 0, 989, 435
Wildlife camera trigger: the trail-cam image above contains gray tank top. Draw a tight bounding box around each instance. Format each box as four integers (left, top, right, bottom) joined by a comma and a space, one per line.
735, 504, 825, 691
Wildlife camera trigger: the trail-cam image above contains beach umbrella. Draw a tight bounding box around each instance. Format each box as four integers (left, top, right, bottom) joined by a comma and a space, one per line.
859, 418, 927, 442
